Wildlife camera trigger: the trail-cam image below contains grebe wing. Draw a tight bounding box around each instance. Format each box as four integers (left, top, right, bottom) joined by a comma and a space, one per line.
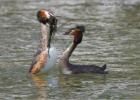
29, 49, 41, 71
33, 48, 42, 57
29, 49, 48, 74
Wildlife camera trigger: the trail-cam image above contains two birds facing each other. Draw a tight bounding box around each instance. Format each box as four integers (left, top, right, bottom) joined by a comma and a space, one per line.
29, 9, 107, 75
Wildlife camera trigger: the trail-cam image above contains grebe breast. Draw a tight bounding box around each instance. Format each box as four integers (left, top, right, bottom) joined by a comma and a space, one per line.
40, 46, 57, 73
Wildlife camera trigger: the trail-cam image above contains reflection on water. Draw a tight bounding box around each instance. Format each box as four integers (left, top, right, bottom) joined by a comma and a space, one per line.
0, 0, 140, 99
31, 74, 59, 100
31, 75, 48, 100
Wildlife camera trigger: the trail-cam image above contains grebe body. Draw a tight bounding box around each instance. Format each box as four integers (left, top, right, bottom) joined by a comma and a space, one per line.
29, 9, 57, 74
59, 26, 107, 74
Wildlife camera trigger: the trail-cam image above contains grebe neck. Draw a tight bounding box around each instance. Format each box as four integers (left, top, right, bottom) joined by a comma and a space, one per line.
40, 23, 50, 50
61, 42, 77, 63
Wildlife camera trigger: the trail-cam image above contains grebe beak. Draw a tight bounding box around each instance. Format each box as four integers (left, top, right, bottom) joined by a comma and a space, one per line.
63, 25, 85, 36
63, 28, 75, 35
63, 31, 70, 35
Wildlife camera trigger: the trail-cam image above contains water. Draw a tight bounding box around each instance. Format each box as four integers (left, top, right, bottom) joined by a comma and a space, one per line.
0, 0, 140, 99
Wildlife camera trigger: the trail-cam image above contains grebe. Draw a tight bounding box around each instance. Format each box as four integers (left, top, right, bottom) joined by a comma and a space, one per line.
59, 26, 107, 74
29, 9, 57, 74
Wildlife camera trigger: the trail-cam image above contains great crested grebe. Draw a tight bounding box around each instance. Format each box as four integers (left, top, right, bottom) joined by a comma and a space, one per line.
29, 9, 57, 74
59, 26, 107, 74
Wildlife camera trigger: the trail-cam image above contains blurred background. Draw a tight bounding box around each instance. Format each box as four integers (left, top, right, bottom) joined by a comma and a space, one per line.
0, 0, 140, 99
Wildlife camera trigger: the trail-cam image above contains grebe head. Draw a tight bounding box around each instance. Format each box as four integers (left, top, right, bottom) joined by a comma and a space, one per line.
37, 9, 50, 24
37, 9, 56, 25
37, 9, 57, 31
37, 9, 57, 50
65, 25, 85, 44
